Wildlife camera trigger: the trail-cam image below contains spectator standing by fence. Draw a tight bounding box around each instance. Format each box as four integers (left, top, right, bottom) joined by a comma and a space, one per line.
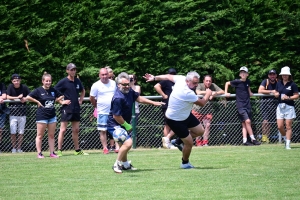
274, 66, 299, 149
224, 67, 261, 146
129, 74, 141, 126
258, 69, 278, 143
7, 74, 30, 153
27, 73, 64, 158
0, 81, 7, 153
154, 68, 177, 149
192, 75, 225, 146
90, 68, 119, 154
144, 71, 211, 169
109, 72, 164, 173
54, 63, 88, 156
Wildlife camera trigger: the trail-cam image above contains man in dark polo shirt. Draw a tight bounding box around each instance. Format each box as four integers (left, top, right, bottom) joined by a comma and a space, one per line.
54, 63, 88, 156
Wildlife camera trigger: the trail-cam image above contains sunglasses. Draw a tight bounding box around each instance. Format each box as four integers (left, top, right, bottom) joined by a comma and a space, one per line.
130, 78, 134, 82
109, 76, 115, 80
119, 83, 130, 87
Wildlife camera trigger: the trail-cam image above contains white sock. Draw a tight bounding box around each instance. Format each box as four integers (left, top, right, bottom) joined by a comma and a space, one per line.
115, 160, 121, 166
286, 140, 291, 146
123, 161, 130, 168
282, 136, 286, 141
250, 135, 256, 140
243, 138, 247, 143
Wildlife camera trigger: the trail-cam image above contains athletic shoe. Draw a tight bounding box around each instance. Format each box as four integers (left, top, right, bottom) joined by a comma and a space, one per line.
103, 148, 109, 154
17, 149, 24, 153
37, 153, 44, 159
168, 144, 177, 149
171, 139, 183, 151
57, 150, 63, 157
122, 164, 137, 171
195, 139, 202, 146
203, 144, 209, 147
12, 148, 17, 153
50, 153, 59, 158
243, 141, 254, 146
162, 137, 170, 149
181, 162, 194, 169
252, 140, 261, 145
112, 164, 122, 174
285, 146, 291, 150
202, 140, 209, 146
74, 150, 89, 155
261, 135, 269, 143
109, 146, 115, 152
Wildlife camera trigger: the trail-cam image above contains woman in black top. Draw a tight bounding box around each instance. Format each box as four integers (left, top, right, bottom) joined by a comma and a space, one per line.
274, 66, 299, 149
27, 73, 65, 158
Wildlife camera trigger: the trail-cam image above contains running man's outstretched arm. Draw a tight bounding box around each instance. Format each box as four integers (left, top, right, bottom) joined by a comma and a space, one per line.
143, 73, 175, 83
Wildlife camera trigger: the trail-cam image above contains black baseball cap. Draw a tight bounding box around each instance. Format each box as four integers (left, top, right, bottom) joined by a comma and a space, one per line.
168, 68, 177, 75
11, 74, 21, 80
268, 69, 276, 74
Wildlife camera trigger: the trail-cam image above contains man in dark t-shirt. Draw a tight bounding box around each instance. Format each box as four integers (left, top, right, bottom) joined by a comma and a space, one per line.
258, 69, 278, 143
154, 68, 176, 149
54, 63, 88, 156
7, 74, 30, 153
108, 72, 164, 174
0, 82, 7, 152
225, 66, 261, 146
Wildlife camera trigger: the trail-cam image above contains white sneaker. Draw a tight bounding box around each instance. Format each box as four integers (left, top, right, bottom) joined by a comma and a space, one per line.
285, 145, 291, 150
162, 137, 170, 149
12, 148, 17, 153
17, 149, 24, 153
112, 164, 122, 174
180, 162, 195, 169
168, 144, 177, 149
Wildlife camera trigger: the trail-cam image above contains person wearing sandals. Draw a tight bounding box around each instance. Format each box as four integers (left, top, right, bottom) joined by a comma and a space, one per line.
27, 73, 64, 158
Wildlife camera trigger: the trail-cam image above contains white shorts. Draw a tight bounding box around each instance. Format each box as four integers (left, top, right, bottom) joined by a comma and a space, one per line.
10, 116, 26, 134
276, 103, 296, 120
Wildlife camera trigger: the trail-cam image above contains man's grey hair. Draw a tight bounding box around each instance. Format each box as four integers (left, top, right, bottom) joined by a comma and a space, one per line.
117, 72, 129, 83
186, 71, 200, 81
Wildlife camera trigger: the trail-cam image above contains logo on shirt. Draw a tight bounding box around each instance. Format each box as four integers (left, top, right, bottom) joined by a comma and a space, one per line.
76, 84, 79, 89
286, 86, 291, 90
0, 91, 1, 95
41, 93, 45, 96
51, 92, 55, 97
45, 100, 54, 108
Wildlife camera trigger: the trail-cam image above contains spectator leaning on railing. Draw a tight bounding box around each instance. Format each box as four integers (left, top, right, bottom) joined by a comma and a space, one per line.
0, 81, 7, 153
7, 74, 30, 153
274, 66, 299, 150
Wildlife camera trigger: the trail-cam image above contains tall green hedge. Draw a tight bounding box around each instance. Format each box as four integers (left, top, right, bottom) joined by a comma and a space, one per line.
1, 0, 299, 95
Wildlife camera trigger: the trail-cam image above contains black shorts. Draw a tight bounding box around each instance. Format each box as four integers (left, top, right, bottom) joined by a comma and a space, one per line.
61, 112, 80, 122
237, 108, 252, 122
161, 107, 168, 125
166, 113, 200, 138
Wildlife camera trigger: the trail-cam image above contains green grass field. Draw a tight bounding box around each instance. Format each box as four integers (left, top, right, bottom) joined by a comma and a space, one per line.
1, 144, 300, 200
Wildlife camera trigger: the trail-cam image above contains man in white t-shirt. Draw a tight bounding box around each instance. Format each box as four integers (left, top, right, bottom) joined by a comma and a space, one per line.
144, 72, 212, 169
90, 68, 118, 154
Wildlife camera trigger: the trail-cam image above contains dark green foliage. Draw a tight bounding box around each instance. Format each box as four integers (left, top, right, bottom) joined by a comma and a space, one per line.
1, 0, 300, 94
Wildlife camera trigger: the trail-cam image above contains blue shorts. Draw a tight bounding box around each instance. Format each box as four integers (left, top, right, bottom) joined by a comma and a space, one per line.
107, 126, 131, 143
0, 113, 6, 129
36, 117, 57, 124
97, 114, 108, 131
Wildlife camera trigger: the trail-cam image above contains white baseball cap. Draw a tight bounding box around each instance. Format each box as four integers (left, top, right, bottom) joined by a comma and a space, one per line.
239, 66, 248, 73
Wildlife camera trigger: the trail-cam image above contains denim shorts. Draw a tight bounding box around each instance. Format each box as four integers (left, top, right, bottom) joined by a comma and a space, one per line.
97, 114, 108, 131
36, 116, 57, 124
0, 113, 6, 129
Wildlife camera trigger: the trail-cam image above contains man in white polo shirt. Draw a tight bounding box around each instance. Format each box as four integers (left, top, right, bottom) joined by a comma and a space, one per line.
144, 71, 211, 169
90, 68, 118, 154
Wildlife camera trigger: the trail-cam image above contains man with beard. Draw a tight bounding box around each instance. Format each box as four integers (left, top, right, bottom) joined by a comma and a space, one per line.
258, 69, 278, 143
144, 71, 212, 169
108, 72, 164, 174
192, 75, 225, 146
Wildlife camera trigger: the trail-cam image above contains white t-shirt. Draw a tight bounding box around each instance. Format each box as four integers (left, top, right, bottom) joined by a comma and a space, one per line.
165, 75, 199, 121
90, 79, 116, 114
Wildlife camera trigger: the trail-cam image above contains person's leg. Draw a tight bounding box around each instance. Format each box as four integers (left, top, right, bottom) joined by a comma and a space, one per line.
58, 121, 68, 150
71, 121, 80, 150
97, 114, 109, 153
17, 116, 26, 151
100, 130, 109, 153
47, 122, 57, 154
10, 116, 17, 152
180, 134, 194, 161
36, 122, 47, 155
202, 114, 212, 146
262, 119, 270, 142
285, 119, 293, 149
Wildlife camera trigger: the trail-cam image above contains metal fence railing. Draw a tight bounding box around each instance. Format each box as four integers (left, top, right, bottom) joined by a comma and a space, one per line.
1, 95, 300, 153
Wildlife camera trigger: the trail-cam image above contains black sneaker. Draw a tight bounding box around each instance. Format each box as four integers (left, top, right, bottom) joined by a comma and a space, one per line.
252, 140, 261, 145
243, 141, 254, 146
171, 139, 184, 151
122, 164, 137, 171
